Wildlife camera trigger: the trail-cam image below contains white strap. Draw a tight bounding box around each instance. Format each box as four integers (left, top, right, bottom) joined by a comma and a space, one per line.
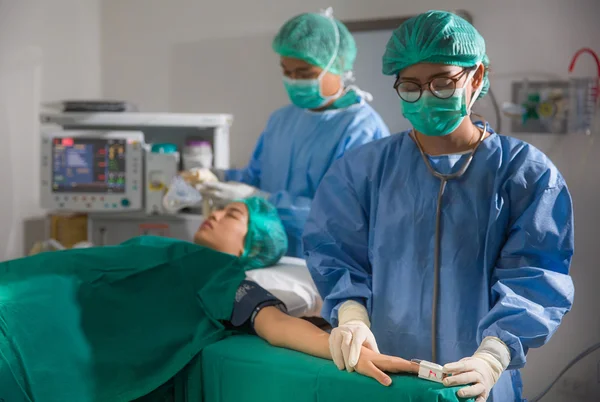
342, 71, 373, 102
346, 84, 373, 102
320, 7, 334, 18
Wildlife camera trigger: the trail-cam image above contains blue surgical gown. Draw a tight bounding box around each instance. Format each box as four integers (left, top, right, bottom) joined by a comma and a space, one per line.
303, 126, 574, 402
227, 101, 390, 258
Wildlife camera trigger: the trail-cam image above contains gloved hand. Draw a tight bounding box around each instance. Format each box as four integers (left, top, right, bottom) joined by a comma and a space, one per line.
443, 337, 511, 402
329, 301, 379, 372
199, 181, 261, 203
180, 168, 219, 187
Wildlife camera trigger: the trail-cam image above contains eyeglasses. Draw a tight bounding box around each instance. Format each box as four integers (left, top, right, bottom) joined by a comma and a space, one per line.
393, 68, 475, 103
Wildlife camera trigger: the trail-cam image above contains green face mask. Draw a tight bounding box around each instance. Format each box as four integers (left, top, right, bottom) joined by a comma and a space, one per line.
283, 76, 342, 109
401, 89, 469, 136
401, 68, 482, 137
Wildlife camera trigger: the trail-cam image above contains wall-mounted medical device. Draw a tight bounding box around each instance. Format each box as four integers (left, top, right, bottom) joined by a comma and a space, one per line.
41, 130, 144, 212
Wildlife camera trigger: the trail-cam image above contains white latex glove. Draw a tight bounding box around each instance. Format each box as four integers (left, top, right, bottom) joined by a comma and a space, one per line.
329, 301, 379, 372
199, 181, 260, 203
180, 168, 219, 186
443, 337, 511, 402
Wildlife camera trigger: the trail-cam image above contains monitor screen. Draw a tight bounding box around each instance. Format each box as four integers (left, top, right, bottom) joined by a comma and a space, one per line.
52, 137, 127, 193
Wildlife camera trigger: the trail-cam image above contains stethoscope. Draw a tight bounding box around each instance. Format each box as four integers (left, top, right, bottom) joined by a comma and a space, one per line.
411, 118, 488, 363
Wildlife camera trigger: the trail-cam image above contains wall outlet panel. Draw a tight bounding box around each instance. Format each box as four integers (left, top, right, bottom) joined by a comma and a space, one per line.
511, 80, 570, 134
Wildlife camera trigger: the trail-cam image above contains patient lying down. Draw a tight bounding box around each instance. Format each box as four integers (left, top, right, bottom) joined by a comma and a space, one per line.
195, 197, 418, 386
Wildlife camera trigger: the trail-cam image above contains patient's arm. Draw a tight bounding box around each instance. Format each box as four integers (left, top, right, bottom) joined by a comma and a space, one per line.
254, 306, 418, 385
254, 304, 330, 359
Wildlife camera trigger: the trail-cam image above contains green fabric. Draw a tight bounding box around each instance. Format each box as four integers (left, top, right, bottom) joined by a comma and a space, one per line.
202, 336, 474, 402
327, 90, 361, 110
0, 236, 245, 402
238, 196, 288, 270
382, 10, 490, 99
272, 12, 356, 75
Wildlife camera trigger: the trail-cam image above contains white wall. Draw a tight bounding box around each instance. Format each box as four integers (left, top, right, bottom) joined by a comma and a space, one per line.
0, 0, 102, 260
101, 0, 600, 400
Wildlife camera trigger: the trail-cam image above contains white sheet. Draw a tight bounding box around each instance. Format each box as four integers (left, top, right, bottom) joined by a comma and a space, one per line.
246, 257, 323, 318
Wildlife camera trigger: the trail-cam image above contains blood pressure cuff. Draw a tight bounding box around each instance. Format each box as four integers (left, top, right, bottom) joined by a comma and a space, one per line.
230, 280, 286, 332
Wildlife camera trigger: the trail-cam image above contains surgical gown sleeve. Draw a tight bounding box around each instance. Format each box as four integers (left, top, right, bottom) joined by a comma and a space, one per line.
225, 133, 264, 187
302, 157, 372, 326
478, 173, 574, 370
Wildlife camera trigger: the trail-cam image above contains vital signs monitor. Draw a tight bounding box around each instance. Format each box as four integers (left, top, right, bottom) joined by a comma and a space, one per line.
41, 131, 144, 212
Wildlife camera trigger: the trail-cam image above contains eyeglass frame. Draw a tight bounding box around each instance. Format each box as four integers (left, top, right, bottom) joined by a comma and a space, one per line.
393, 66, 478, 103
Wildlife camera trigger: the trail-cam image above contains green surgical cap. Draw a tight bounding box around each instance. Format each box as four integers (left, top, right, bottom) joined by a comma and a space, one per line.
382, 10, 490, 99
239, 197, 288, 270
272, 12, 356, 75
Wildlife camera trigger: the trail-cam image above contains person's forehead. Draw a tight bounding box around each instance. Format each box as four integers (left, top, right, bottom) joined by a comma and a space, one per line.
280, 56, 320, 71
399, 63, 463, 81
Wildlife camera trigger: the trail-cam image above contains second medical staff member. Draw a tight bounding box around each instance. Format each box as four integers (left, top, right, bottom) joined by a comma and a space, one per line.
200, 9, 390, 257
303, 11, 574, 402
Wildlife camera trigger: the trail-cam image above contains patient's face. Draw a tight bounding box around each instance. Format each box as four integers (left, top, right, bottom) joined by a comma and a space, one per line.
193, 202, 248, 257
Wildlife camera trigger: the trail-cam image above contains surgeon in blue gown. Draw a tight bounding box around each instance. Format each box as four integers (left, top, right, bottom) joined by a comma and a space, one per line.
303, 11, 574, 402
199, 9, 390, 258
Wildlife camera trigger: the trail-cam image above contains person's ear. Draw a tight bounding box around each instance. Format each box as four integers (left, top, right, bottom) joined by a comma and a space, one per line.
472, 64, 485, 91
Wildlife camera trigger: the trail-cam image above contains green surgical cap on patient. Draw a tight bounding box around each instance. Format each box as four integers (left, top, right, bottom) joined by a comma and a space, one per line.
272, 12, 356, 75
238, 197, 288, 270
382, 10, 490, 99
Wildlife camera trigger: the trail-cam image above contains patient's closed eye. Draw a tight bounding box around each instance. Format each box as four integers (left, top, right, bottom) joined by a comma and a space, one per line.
226, 207, 246, 220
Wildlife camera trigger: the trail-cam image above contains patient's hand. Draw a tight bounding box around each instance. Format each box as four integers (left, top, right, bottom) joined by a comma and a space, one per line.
354, 347, 419, 386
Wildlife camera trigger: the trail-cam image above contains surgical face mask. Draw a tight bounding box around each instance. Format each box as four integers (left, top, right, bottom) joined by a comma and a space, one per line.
401, 68, 482, 137
283, 74, 343, 109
